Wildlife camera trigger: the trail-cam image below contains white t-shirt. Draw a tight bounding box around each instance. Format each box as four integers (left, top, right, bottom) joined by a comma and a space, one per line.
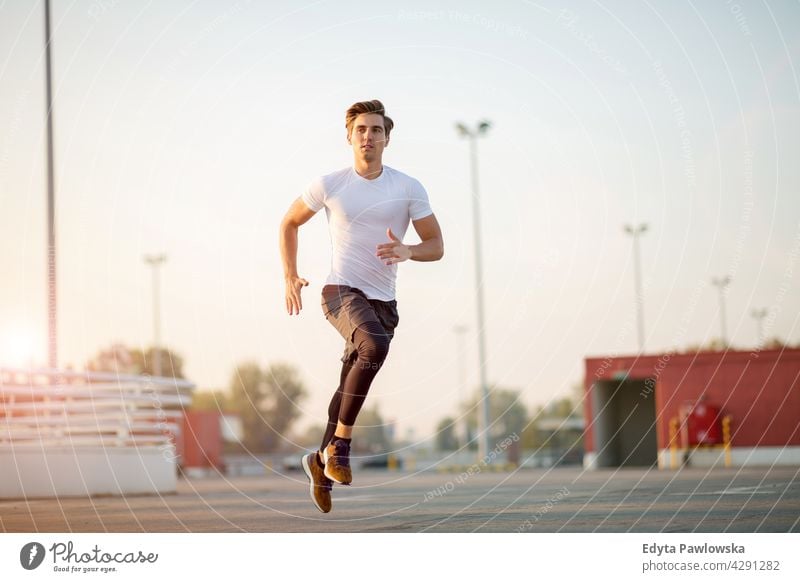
301, 165, 433, 301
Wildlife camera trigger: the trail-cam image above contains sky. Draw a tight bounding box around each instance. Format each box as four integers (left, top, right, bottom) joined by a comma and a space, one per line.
1, 0, 799, 442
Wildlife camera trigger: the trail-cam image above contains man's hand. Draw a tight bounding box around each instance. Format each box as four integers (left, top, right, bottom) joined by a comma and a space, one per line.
285, 275, 309, 315
376, 228, 412, 265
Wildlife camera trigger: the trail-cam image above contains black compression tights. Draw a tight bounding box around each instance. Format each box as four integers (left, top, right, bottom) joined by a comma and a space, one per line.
319, 320, 390, 451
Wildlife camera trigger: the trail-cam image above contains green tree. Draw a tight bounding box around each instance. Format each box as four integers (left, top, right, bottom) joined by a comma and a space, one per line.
521, 397, 585, 453
544, 396, 579, 419
351, 405, 390, 453
570, 381, 586, 414
683, 338, 733, 352
86, 343, 185, 378
434, 416, 460, 451
134, 347, 185, 378
760, 336, 794, 349
228, 361, 307, 453
191, 390, 230, 412
520, 405, 545, 450
461, 387, 528, 449
296, 423, 326, 449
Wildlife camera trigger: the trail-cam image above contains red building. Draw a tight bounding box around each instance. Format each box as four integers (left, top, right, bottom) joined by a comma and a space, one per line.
583, 348, 800, 469
180, 411, 223, 471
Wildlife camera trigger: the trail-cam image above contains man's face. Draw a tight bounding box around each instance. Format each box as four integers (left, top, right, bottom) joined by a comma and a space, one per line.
348, 113, 389, 163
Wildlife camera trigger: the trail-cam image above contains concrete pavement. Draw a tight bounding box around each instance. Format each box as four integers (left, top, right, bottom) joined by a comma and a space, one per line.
1, 465, 798, 533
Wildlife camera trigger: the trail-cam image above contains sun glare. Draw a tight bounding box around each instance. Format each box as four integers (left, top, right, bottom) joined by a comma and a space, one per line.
1, 327, 42, 368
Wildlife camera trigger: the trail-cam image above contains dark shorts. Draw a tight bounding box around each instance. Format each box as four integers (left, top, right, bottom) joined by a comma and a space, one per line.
321, 284, 399, 363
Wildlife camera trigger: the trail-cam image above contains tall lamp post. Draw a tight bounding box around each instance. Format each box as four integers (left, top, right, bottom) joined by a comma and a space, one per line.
623, 223, 648, 352
453, 324, 469, 448
144, 254, 167, 377
711, 276, 732, 347
44, 0, 57, 370
751, 307, 768, 348
455, 120, 491, 461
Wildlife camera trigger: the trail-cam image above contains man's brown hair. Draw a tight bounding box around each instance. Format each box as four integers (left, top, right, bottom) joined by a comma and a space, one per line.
345, 99, 394, 138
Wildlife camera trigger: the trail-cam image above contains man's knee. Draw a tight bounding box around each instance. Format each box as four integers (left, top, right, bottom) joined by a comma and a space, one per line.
355, 330, 390, 365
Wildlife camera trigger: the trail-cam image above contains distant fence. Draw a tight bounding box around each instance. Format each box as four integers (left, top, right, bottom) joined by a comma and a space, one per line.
0, 368, 194, 498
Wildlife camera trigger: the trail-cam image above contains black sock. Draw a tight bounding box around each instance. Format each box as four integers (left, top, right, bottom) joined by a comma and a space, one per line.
315, 451, 325, 468
334, 437, 352, 445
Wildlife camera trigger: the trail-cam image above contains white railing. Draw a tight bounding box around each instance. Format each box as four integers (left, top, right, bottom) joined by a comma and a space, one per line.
0, 368, 195, 498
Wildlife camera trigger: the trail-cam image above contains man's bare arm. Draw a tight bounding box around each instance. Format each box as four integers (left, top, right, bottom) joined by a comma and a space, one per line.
409, 213, 444, 261
375, 213, 444, 265
279, 197, 317, 315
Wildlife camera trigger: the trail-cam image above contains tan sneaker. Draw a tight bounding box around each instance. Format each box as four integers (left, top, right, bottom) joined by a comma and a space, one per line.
323, 439, 352, 485
301, 453, 332, 513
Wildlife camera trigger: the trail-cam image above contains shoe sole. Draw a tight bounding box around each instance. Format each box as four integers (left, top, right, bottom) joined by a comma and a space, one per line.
301, 454, 330, 513
322, 449, 352, 485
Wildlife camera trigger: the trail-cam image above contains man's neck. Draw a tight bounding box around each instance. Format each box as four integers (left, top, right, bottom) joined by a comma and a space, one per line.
353, 159, 383, 180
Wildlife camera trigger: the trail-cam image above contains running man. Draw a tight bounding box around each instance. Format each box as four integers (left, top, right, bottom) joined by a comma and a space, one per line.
279, 100, 444, 513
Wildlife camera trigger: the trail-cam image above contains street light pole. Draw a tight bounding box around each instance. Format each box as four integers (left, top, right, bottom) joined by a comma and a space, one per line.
144, 254, 167, 377
623, 223, 648, 353
453, 324, 468, 448
711, 276, 732, 347
751, 307, 768, 348
456, 120, 491, 461
44, 0, 57, 370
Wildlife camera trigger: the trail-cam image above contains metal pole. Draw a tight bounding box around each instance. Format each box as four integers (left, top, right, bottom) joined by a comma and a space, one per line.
632, 231, 644, 351
144, 254, 167, 376
624, 223, 647, 352
44, 0, 57, 370
711, 276, 731, 347
751, 307, 767, 348
468, 132, 490, 461
453, 324, 468, 448
757, 314, 764, 345
153, 263, 161, 376
456, 121, 492, 461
